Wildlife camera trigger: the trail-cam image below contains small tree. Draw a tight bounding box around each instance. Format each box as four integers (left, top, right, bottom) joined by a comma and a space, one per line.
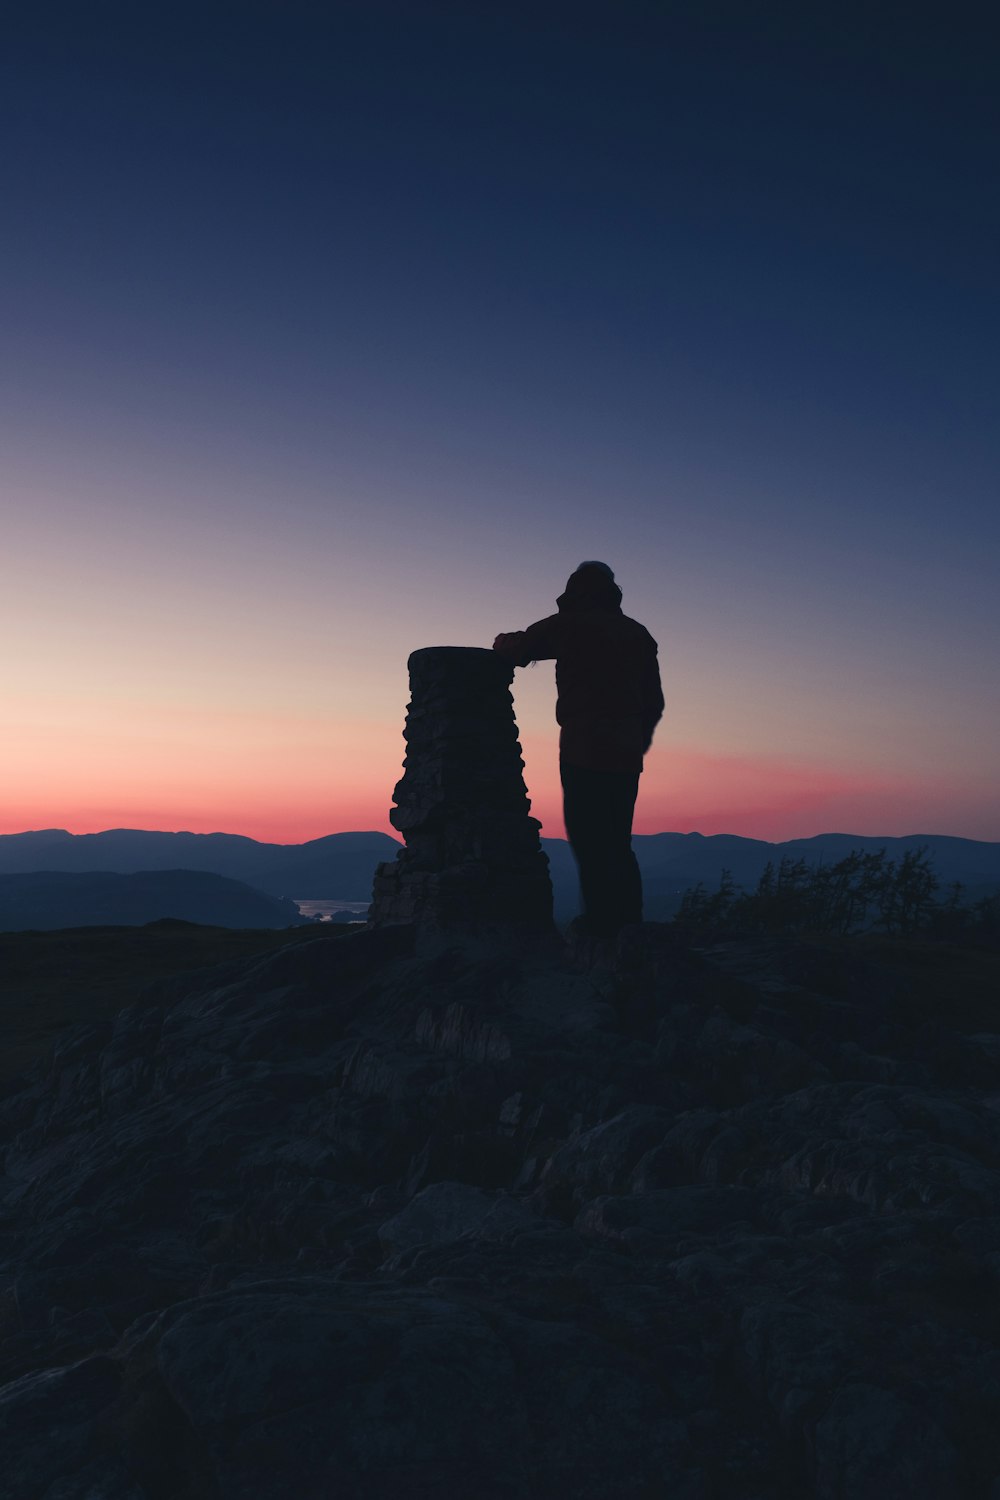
674, 870, 739, 935
875, 846, 938, 934
669, 843, 990, 943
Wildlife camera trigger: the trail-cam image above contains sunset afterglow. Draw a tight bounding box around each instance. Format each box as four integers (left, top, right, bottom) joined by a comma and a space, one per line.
3, 6, 996, 845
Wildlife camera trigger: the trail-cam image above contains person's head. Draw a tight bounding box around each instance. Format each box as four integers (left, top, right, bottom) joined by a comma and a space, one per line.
576, 560, 615, 581
558, 560, 622, 610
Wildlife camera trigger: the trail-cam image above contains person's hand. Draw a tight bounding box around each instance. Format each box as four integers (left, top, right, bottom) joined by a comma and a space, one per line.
493, 633, 511, 651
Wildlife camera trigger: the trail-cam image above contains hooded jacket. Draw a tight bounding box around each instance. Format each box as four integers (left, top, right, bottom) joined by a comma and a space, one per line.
493, 565, 664, 773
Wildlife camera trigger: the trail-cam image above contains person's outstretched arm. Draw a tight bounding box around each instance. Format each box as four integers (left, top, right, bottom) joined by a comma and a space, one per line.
492, 615, 560, 667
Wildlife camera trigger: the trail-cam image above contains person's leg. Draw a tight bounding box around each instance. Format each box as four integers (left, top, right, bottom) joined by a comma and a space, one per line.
561, 760, 601, 930
605, 770, 642, 926
561, 760, 642, 933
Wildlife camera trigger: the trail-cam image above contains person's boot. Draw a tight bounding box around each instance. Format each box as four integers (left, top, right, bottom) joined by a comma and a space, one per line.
565, 915, 619, 968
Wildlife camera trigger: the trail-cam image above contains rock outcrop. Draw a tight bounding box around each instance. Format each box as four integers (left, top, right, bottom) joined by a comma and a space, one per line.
370, 647, 553, 931
2, 923, 1000, 1496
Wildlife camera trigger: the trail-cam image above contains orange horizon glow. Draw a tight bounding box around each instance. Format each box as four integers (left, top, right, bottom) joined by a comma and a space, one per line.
5, 737, 995, 847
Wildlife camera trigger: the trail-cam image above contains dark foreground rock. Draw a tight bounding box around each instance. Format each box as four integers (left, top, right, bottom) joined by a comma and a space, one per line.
1, 924, 999, 1496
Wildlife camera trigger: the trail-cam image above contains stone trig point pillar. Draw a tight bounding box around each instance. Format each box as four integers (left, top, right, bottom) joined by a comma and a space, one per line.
370, 647, 553, 931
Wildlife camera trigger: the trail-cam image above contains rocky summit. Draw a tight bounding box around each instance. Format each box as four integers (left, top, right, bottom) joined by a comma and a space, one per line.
1, 920, 1000, 1498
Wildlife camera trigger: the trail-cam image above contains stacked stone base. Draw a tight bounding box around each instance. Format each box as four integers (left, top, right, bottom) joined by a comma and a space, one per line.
369, 647, 553, 932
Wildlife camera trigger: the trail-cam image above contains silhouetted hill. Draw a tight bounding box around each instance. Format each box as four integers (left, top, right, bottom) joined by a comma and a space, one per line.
0, 830, 402, 900
0, 870, 307, 931
633, 830, 1000, 887
2, 828, 998, 924
548, 831, 1000, 922
251, 833, 405, 898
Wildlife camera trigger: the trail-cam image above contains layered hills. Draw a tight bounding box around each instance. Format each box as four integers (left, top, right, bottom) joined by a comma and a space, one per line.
0, 830, 400, 902
0, 871, 306, 933
2, 828, 998, 925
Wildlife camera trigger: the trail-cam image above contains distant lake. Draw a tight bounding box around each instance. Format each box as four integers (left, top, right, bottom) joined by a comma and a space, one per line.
294, 898, 369, 922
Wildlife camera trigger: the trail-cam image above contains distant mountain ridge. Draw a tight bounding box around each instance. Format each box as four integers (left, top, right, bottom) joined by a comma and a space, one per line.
2, 827, 998, 923
625, 831, 1000, 925
628, 829, 1000, 886
0, 830, 400, 901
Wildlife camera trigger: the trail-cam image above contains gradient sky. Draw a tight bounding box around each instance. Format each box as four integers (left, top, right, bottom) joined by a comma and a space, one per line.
3, 2, 998, 843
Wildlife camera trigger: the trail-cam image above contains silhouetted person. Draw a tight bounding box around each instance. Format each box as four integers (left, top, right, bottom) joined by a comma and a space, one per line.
493, 561, 663, 937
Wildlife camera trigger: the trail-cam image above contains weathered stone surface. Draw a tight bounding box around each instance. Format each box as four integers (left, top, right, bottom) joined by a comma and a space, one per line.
378, 1181, 535, 1253
538, 1104, 676, 1211
140, 1282, 533, 1499
2, 922, 1000, 1495
813, 1383, 959, 1498
0, 1357, 122, 1497
370, 647, 553, 931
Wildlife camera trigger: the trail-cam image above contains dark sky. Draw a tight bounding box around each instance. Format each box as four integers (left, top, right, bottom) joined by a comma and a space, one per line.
4, 2, 998, 840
